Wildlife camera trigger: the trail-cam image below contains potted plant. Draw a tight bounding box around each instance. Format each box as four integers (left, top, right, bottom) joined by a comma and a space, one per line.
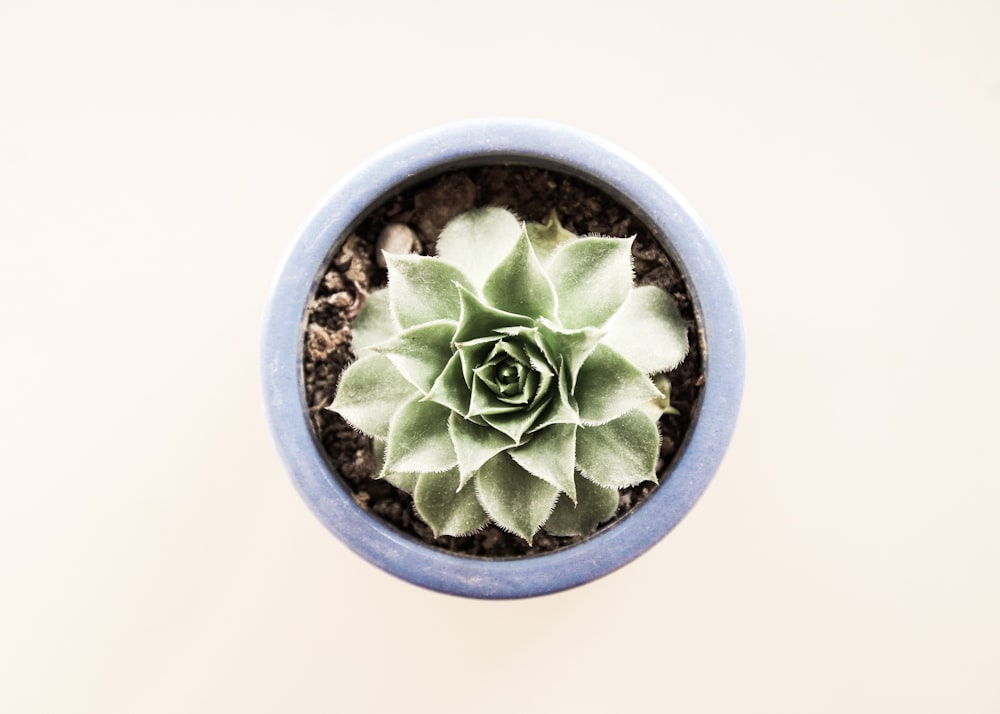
261, 118, 744, 598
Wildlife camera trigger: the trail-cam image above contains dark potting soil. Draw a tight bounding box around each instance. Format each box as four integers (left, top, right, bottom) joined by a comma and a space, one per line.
302, 165, 704, 558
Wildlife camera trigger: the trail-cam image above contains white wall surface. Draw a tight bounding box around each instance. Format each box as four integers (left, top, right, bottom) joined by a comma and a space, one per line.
2, 1, 998, 711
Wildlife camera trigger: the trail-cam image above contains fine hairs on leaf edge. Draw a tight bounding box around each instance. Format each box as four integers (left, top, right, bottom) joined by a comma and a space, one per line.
471, 472, 562, 545
577, 463, 660, 490
415, 480, 491, 539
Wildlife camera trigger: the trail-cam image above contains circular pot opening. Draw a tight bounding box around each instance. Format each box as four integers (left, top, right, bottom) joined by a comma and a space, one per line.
301, 161, 705, 558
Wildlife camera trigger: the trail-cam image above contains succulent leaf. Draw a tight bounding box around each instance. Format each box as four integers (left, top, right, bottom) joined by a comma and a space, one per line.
424, 352, 472, 414
576, 409, 660, 489
373, 440, 420, 493
435, 207, 523, 288
525, 210, 577, 265
382, 397, 458, 476
454, 285, 533, 344
543, 471, 620, 536
413, 468, 490, 537
535, 320, 604, 388
372, 319, 457, 394
479, 404, 540, 444
469, 375, 524, 418
509, 422, 578, 500
574, 343, 661, 425
475, 452, 560, 542
385, 253, 474, 328
482, 229, 558, 321
351, 289, 397, 355
527, 358, 580, 433
330, 353, 419, 438
649, 374, 681, 416
602, 285, 689, 374
547, 237, 635, 329
449, 411, 515, 487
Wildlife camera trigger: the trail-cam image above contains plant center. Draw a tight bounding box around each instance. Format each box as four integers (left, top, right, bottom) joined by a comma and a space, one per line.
497, 363, 518, 385
495, 359, 522, 396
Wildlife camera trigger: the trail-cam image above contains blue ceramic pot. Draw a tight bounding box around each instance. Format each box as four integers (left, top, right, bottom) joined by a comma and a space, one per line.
261, 119, 744, 598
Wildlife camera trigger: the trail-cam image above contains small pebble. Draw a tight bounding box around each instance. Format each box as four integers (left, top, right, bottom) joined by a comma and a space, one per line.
375, 223, 419, 267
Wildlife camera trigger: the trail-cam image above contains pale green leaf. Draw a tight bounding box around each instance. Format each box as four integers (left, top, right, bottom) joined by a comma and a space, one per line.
449, 412, 515, 488
435, 207, 523, 289
525, 210, 577, 265
385, 253, 474, 328
509, 423, 578, 500
576, 409, 660, 489
492, 326, 555, 376
371, 319, 457, 394
575, 343, 660, 425
351, 289, 397, 355
528, 358, 580, 432
470, 382, 551, 440
475, 452, 559, 542
378, 471, 422, 493
413, 468, 490, 537
382, 397, 458, 475
424, 352, 472, 415
536, 319, 604, 387
456, 335, 497, 387
469, 376, 522, 418
639, 373, 681, 421
547, 237, 634, 328
383, 470, 419, 493
480, 403, 541, 444
482, 229, 558, 320
330, 353, 419, 438
602, 286, 689, 374
472, 339, 537, 406
454, 285, 533, 344
375, 439, 420, 492
543, 472, 619, 536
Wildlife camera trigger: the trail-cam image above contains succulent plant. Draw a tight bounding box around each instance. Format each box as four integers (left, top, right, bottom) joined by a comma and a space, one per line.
331, 207, 689, 542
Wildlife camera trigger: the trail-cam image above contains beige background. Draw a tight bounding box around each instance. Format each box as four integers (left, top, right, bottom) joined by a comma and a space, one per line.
3, 1, 998, 712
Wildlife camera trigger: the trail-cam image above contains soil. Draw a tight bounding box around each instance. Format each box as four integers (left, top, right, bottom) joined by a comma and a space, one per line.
302, 165, 704, 558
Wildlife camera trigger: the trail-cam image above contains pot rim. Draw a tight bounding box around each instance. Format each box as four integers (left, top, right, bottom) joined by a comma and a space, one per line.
261, 118, 745, 599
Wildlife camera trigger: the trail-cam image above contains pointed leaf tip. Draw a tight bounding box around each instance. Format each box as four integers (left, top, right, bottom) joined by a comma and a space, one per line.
435, 207, 523, 289
385, 252, 475, 328
373, 319, 457, 394
474, 452, 559, 542
382, 397, 458, 475
351, 289, 397, 355
576, 410, 660, 490
449, 412, 515, 489
574, 344, 661, 425
602, 285, 690, 374
331, 353, 418, 439
543, 472, 619, 536
509, 423, 578, 500
482, 228, 558, 320
414, 469, 489, 537
548, 237, 634, 329
525, 210, 577, 264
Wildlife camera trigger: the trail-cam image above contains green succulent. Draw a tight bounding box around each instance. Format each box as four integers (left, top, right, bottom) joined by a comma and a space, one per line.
331, 207, 689, 542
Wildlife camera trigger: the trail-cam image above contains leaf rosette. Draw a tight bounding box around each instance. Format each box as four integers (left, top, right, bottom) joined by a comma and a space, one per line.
332, 207, 689, 542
